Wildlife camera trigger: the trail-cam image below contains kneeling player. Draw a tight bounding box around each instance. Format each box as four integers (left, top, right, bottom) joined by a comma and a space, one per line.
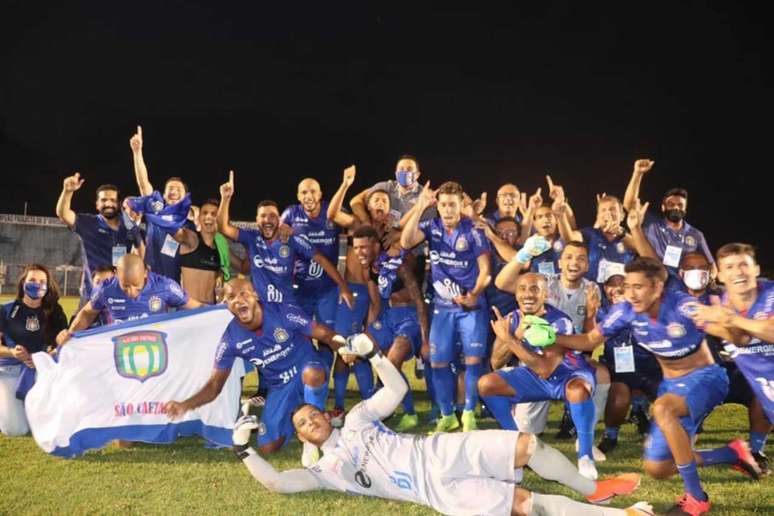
232, 333, 651, 516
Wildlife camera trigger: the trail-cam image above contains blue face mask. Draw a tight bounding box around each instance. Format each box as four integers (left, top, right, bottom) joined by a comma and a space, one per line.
24, 282, 47, 299
396, 170, 415, 187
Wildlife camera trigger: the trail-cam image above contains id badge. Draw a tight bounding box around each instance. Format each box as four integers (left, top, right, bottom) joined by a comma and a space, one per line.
111, 245, 127, 266
161, 234, 180, 257
663, 245, 683, 268
613, 345, 635, 373
537, 261, 555, 276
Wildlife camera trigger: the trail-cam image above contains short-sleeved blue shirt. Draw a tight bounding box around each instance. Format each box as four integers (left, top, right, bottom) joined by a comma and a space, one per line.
89, 272, 188, 324
72, 214, 137, 297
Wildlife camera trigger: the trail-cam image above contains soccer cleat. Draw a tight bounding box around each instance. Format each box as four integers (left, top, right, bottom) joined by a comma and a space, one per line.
586, 472, 641, 504
327, 407, 346, 429
575, 439, 607, 462
625, 501, 656, 516
598, 435, 618, 455
301, 442, 320, 468
752, 451, 771, 476
555, 408, 577, 439
461, 410, 478, 432
665, 492, 710, 515
728, 439, 762, 480
428, 414, 460, 435
394, 413, 419, 432
577, 455, 598, 480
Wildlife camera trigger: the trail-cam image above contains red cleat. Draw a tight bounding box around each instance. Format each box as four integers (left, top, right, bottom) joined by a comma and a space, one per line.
728, 439, 762, 480
586, 472, 641, 504
666, 492, 711, 516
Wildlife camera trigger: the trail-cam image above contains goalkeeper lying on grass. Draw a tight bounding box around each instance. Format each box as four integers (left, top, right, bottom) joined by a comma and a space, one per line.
232, 332, 653, 515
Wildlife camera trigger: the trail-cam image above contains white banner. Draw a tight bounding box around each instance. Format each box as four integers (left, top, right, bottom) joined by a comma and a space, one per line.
25, 305, 243, 457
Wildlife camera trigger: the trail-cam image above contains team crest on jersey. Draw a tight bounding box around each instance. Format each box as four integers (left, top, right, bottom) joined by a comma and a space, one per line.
553, 240, 564, 252
685, 235, 696, 247
151, 201, 164, 213
113, 330, 168, 382
273, 327, 289, 343
25, 315, 40, 332
278, 245, 290, 258
616, 242, 626, 254
148, 296, 163, 312
455, 237, 468, 251
666, 323, 686, 338
576, 306, 586, 317
371, 320, 383, 331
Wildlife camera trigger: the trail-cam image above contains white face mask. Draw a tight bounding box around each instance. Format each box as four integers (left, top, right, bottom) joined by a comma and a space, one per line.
682, 269, 709, 291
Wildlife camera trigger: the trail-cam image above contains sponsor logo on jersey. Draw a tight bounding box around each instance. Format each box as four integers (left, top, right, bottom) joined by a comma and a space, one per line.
253, 256, 265, 268
113, 330, 168, 382
286, 313, 309, 326
25, 315, 40, 332
149, 296, 163, 312
107, 297, 126, 304
455, 237, 468, 252
666, 323, 686, 338
278, 245, 290, 258
236, 338, 252, 350
273, 328, 289, 343
169, 283, 184, 298
354, 470, 372, 489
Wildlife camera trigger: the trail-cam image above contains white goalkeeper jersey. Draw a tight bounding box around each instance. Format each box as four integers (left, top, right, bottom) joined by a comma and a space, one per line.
546, 275, 600, 333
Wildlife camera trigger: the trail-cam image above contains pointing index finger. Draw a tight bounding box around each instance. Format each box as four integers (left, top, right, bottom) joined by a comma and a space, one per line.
137, 125, 142, 137
546, 174, 555, 191
229, 170, 234, 185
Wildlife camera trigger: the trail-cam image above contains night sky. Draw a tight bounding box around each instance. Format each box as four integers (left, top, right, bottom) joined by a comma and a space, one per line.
1, 2, 770, 264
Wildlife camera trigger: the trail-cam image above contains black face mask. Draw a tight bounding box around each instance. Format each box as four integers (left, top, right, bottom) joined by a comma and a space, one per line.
664, 208, 685, 223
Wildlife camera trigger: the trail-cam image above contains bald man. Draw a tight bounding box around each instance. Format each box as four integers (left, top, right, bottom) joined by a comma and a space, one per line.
59, 254, 202, 342
485, 183, 523, 225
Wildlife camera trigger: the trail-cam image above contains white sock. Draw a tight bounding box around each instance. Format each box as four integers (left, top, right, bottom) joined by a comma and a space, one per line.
593, 383, 611, 424
529, 492, 628, 515
526, 436, 596, 496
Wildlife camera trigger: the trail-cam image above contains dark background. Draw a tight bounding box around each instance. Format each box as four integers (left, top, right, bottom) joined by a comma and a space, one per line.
1, 2, 770, 264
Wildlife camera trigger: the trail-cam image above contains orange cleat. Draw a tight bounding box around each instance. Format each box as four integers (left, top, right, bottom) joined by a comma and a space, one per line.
586, 472, 641, 504
665, 492, 711, 515
728, 439, 762, 480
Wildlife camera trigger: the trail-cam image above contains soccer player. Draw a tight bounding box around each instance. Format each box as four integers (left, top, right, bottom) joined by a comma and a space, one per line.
328, 165, 399, 238
351, 225, 428, 431
56, 172, 139, 304
0, 265, 68, 436
129, 125, 192, 282
88, 265, 117, 327
164, 278, 352, 459
401, 181, 491, 433
555, 257, 761, 515
231, 333, 650, 516
595, 271, 662, 453
480, 272, 600, 479
216, 171, 353, 308
557, 193, 656, 284
691, 243, 773, 474
168, 199, 234, 304
623, 159, 715, 277
59, 254, 201, 340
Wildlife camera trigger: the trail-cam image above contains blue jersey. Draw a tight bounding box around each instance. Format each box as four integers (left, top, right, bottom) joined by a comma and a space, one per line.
281, 202, 341, 293
420, 217, 490, 310
580, 227, 635, 284
72, 214, 138, 298
600, 289, 705, 360
89, 272, 189, 324
529, 239, 564, 277
597, 304, 654, 364
508, 304, 575, 354
237, 228, 316, 305
374, 250, 408, 300
214, 304, 317, 389
485, 253, 518, 315
643, 213, 714, 273
0, 300, 68, 366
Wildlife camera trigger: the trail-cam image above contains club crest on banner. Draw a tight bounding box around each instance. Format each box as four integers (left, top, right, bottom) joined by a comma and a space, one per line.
113, 330, 169, 382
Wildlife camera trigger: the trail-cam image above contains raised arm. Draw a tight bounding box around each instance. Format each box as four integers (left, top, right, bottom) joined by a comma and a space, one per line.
349, 187, 372, 225
556, 199, 583, 242
326, 165, 357, 228
623, 159, 654, 212
477, 220, 517, 262
216, 170, 240, 241
129, 126, 153, 196
400, 181, 434, 249
623, 198, 658, 258
56, 173, 84, 228
172, 227, 200, 252
519, 188, 542, 243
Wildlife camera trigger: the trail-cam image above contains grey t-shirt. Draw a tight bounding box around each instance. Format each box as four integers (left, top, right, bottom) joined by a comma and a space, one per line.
370, 179, 436, 224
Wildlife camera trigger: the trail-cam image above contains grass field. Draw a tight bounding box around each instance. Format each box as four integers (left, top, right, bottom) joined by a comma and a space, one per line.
1, 297, 772, 515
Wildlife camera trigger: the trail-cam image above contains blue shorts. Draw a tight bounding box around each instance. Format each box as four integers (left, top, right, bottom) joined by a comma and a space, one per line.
429, 306, 488, 363
643, 364, 729, 461
334, 283, 370, 337
497, 356, 597, 402
369, 305, 422, 356
297, 287, 338, 328
257, 359, 327, 448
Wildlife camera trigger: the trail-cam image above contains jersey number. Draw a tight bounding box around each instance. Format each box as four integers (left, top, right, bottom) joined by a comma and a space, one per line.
279, 365, 298, 384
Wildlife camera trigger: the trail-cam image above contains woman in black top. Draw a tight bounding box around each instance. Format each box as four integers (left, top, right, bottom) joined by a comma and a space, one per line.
0, 264, 67, 435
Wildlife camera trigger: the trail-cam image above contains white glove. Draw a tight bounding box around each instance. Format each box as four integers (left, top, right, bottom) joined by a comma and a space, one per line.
233, 414, 259, 446
516, 235, 550, 264
338, 333, 376, 359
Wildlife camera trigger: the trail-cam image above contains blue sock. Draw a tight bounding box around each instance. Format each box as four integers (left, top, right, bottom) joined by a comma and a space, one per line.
352, 360, 374, 400
432, 365, 455, 416
677, 461, 707, 501
569, 398, 595, 459
304, 382, 328, 411
399, 372, 416, 415
333, 368, 348, 409
750, 431, 768, 454
697, 445, 738, 466
480, 395, 517, 430
463, 361, 482, 411
605, 426, 619, 440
